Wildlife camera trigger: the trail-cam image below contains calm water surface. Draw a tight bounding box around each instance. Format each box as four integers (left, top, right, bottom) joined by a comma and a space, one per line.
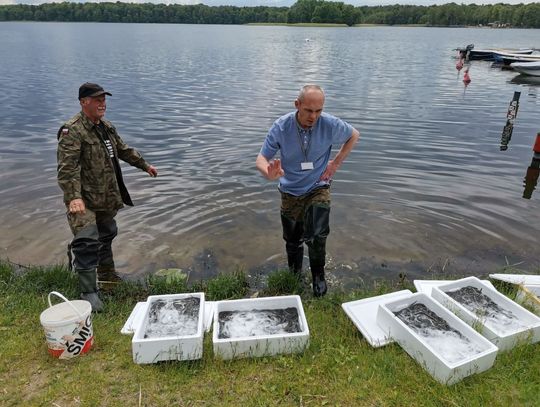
0, 23, 539, 286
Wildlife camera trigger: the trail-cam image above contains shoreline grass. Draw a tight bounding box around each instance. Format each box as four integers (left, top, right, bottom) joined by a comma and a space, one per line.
0, 261, 538, 406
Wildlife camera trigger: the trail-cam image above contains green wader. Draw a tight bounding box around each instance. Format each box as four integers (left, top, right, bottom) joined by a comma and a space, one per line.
67, 208, 118, 311
280, 187, 330, 297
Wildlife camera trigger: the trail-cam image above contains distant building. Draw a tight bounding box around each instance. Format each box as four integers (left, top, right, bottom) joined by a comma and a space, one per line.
488, 21, 512, 28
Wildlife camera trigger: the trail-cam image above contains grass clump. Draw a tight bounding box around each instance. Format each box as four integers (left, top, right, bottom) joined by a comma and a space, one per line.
147, 272, 189, 296
265, 269, 303, 296
205, 269, 249, 300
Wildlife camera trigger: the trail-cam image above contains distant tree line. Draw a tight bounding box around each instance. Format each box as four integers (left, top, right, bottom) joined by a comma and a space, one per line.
0, 1, 539, 28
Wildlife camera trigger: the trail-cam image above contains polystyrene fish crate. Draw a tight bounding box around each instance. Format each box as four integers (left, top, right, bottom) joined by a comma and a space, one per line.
516, 284, 540, 316
213, 295, 309, 360
413, 279, 496, 297
432, 277, 540, 351
341, 290, 414, 347
377, 293, 498, 385
132, 293, 205, 364
516, 285, 540, 316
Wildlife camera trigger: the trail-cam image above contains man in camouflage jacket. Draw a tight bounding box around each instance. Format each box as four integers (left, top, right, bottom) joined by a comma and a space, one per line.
57, 83, 158, 311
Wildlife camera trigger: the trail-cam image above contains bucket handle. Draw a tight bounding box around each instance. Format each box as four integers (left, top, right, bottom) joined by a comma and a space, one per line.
48, 291, 84, 318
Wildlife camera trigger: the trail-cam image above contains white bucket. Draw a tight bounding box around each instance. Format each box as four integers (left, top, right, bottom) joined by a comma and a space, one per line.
39, 291, 94, 359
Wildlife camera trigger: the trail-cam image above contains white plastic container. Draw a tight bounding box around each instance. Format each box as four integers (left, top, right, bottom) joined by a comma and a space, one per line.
132, 293, 205, 364
40, 291, 93, 359
213, 295, 309, 360
432, 277, 540, 351
377, 293, 498, 385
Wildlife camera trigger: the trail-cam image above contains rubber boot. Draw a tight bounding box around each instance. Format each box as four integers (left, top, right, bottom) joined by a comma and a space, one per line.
311, 265, 327, 298
287, 246, 304, 276
281, 213, 304, 277
78, 268, 103, 312
97, 263, 122, 292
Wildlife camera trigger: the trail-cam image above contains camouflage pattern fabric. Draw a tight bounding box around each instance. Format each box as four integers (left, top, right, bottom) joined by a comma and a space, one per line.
57, 112, 150, 211
280, 187, 331, 222
280, 187, 331, 270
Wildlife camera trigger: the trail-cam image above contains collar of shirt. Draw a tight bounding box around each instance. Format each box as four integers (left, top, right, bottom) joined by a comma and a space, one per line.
295, 113, 313, 135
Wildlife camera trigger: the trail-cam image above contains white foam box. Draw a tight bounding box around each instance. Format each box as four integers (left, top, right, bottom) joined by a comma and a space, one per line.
132, 293, 205, 364
414, 279, 495, 296
377, 292, 498, 385
432, 277, 540, 351
341, 290, 413, 347
213, 295, 309, 360
515, 285, 540, 316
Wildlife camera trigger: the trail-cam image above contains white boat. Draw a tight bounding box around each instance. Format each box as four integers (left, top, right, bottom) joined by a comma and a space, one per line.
511, 61, 540, 77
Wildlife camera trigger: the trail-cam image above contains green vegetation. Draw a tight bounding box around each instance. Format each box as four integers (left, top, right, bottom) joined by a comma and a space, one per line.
1, 260, 539, 405
0, 0, 539, 28
266, 268, 304, 295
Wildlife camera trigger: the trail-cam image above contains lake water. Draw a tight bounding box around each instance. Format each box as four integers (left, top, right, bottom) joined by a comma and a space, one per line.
0, 22, 539, 287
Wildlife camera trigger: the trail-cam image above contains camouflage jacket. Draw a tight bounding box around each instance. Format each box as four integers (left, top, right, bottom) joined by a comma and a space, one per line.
57, 112, 150, 211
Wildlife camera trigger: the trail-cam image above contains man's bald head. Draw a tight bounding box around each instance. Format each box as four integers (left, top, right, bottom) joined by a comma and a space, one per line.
297, 85, 325, 103
295, 85, 325, 129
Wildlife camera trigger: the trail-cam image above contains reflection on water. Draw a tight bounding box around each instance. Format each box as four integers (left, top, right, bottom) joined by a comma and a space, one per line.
0, 23, 539, 284
522, 134, 540, 199
523, 156, 540, 199
510, 74, 540, 86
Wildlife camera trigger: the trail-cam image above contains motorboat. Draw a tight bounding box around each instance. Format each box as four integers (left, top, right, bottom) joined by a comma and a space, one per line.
511, 61, 540, 77
455, 44, 534, 60
493, 52, 540, 67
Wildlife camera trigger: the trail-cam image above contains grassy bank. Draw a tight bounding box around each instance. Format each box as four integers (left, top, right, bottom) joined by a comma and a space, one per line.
0, 261, 538, 406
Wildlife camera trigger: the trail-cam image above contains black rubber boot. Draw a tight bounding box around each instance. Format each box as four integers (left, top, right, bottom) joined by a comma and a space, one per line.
287, 246, 304, 276
78, 268, 103, 312
97, 215, 118, 271
97, 263, 122, 292
311, 265, 327, 297
281, 213, 305, 276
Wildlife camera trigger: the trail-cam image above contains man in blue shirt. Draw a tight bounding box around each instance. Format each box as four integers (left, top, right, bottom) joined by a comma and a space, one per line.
256, 85, 360, 297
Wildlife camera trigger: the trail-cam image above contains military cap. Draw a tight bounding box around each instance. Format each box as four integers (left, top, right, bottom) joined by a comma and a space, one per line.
78, 82, 112, 100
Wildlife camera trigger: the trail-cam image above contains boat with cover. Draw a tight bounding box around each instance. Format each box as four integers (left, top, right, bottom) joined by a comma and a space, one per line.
492, 51, 540, 66
511, 61, 540, 77
455, 44, 534, 60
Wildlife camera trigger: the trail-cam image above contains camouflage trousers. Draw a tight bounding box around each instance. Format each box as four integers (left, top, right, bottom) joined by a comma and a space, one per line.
67, 207, 118, 272
280, 187, 330, 272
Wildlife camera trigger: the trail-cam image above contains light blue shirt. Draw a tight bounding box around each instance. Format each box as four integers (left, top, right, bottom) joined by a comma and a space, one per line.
260, 111, 353, 196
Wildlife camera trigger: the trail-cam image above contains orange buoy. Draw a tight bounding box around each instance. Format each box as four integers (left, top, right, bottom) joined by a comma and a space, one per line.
534, 132, 540, 153
463, 70, 471, 84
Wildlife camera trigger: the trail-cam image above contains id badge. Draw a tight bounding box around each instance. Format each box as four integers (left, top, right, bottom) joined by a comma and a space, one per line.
301, 162, 314, 171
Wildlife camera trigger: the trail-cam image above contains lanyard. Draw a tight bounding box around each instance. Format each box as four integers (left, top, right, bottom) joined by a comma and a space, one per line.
296, 125, 313, 162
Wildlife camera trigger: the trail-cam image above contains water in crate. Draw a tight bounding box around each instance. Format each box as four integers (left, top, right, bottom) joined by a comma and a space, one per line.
218, 308, 301, 339
445, 286, 528, 334
394, 302, 484, 364
144, 297, 200, 338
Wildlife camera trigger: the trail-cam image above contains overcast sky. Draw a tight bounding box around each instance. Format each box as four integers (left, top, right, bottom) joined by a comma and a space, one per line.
0, 0, 536, 7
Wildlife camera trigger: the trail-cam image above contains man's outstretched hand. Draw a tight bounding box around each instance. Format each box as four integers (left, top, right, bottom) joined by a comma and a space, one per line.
267, 159, 284, 180
147, 165, 158, 177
